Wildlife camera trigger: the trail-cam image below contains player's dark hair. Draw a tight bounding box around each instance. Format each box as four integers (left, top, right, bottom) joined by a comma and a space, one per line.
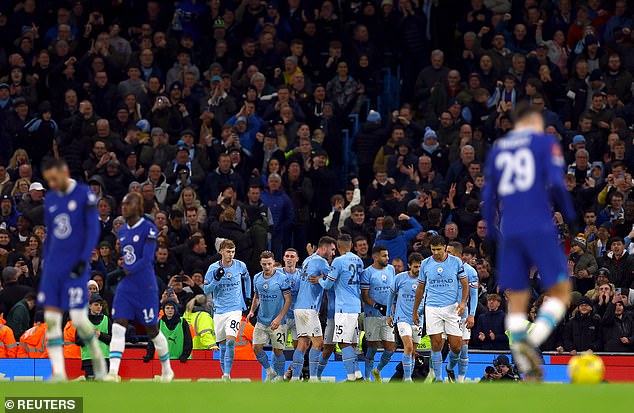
408, 252, 423, 265
448, 241, 463, 255
430, 235, 446, 247
284, 248, 298, 254
318, 236, 336, 247
260, 250, 275, 260
42, 158, 68, 171
337, 234, 352, 243
512, 101, 542, 123
371, 245, 387, 256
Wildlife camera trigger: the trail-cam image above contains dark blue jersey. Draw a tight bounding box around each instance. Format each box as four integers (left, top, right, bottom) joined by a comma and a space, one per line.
482, 128, 575, 238
43, 181, 100, 272
117, 218, 158, 292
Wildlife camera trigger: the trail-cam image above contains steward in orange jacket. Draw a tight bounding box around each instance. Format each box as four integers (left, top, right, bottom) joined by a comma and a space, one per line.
63, 321, 81, 359
0, 314, 18, 358
17, 313, 48, 359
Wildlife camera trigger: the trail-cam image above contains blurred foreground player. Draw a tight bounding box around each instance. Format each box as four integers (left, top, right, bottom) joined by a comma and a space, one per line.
482, 104, 575, 379
105, 192, 174, 382
40, 159, 106, 381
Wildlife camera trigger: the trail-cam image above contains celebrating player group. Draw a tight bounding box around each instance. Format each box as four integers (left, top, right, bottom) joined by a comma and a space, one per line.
38, 104, 573, 382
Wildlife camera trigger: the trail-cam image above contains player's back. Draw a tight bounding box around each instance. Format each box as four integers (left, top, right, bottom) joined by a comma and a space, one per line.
456, 262, 479, 319
360, 264, 395, 317
483, 130, 565, 237
393, 271, 420, 324
419, 255, 464, 308
295, 254, 328, 310
44, 183, 97, 265
331, 252, 363, 313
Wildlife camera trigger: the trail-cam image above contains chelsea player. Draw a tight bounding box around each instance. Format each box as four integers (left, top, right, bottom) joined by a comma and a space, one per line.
40, 159, 106, 381
361, 245, 396, 382
446, 241, 479, 382
309, 234, 363, 382
204, 239, 252, 382
291, 236, 336, 381
248, 251, 291, 381
386, 252, 424, 382
412, 235, 468, 382
106, 192, 174, 382
482, 104, 575, 378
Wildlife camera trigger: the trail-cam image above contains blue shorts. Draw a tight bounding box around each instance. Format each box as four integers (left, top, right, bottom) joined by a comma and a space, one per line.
112, 289, 159, 326
38, 269, 90, 310
497, 232, 568, 291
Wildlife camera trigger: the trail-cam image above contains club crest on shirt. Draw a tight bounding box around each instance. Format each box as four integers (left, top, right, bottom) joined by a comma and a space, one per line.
263, 283, 269, 290
381, 274, 387, 282
412, 283, 417, 290
68, 200, 77, 211
437, 267, 444, 274
226, 272, 233, 278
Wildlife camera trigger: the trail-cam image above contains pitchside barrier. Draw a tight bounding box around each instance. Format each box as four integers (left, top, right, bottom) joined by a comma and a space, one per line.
1, 349, 633, 382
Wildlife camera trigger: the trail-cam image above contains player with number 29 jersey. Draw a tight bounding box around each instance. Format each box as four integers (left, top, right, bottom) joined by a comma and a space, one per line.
482, 128, 575, 291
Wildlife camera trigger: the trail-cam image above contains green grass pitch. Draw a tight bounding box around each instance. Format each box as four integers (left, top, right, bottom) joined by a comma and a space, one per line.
1, 382, 628, 412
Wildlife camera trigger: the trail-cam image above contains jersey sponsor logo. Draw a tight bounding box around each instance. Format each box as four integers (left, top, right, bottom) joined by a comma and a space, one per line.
52, 213, 72, 239
37, 291, 45, 304
148, 228, 157, 239
123, 245, 137, 265
133, 235, 140, 242
68, 200, 77, 211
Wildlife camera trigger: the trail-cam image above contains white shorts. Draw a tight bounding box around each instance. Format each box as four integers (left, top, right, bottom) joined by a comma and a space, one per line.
253, 322, 287, 349
324, 318, 335, 345
213, 310, 242, 342
425, 304, 462, 337
364, 316, 394, 342
333, 313, 359, 344
294, 309, 322, 337
459, 317, 471, 340
287, 318, 298, 341
397, 322, 423, 344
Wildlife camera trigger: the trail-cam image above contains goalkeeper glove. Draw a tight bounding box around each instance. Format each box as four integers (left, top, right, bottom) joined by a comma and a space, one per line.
214, 267, 225, 281
373, 302, 387, 316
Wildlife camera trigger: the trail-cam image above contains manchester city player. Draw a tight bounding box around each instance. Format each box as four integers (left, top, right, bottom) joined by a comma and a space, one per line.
40, 159, 106, 381
361, 245, 396, 382
248, 251, 291, 381
106, 192, 174, 382
446, 242, 479, 382
204, 239, 252, 382
291, 236, 336, 381
412, 235, 468, 382
309, 234, 363, 382
482, 104, 575, 378
280, 248, 301, 349
386, 252, 424, 382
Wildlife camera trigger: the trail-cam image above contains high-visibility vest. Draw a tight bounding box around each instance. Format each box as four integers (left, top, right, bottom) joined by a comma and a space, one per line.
506, 320, 535, 345
17, 323, 48, 358
159, 318, 185, 359
80, 315, 110, 360
63, 321, 81, 359
0, 322, 18, 358
234, 317, 255, 361
183, 311, 217, 350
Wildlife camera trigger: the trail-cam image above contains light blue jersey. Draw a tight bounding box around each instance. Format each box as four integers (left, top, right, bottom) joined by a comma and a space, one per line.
418, 255, 465, 308
295, 253, 330, 310
457, 262, 479, 319
204, 259, 251, 314
388, 271, 422, 325
360, 264, 395, 317
281, 267, 301, 320
319, 252, 363, 313
253, 269, 291, 326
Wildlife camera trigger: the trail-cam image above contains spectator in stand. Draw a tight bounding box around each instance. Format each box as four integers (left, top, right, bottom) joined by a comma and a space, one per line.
562, 296, 602, 354
374, 213, 422, 266
601, 293, 634, 352
145, 300, 192, 363
260, 173, 294, 259
600, 236, 634, 290
568, 235, 598, 294
474, 294, 508, 351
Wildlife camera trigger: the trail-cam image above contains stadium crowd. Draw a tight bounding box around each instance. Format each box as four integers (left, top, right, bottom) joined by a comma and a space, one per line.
1, 0, 634, 367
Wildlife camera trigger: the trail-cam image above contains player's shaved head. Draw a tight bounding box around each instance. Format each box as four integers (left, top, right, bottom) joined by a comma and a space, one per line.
122, 192, 144, 219
336, 234, 352, 252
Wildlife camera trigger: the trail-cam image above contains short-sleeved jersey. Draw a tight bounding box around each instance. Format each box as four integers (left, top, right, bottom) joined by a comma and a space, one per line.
253, 269, 290, 326
391, 271, 422, 325
204, 259, 251, 314
418, 254, 465, 308
327, 252, 363, 313
360, 264, 395, 317
456, 262, 479, 319
295, 253, 329, 310
280, 267, 301, 320
482, 129, 575, 237
43, 181, 99, 272
117, 218, 158, 292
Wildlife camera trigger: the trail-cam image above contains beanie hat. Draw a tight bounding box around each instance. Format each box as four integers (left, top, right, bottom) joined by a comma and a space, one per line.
423, 127, 437, 144
572, 234, 587, 251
